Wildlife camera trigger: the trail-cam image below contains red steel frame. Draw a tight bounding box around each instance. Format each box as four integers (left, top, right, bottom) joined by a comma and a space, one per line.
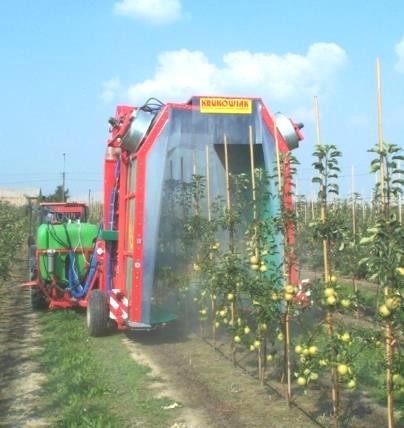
39, 202, 87, 217
101, 96, 302, 329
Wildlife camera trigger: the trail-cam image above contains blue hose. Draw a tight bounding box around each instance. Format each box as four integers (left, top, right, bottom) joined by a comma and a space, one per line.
67, 226, 102, 298
68, 249, 98, 298
68, 156, 120, 297
106, 159, 121, 292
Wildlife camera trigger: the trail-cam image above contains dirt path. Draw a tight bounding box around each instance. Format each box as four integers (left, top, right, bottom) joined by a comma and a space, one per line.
122, 320, 394, 428
125, 326, 319, 428
0, 261, 48, 428
0, 261, 393, 427
0, 263, 317, 428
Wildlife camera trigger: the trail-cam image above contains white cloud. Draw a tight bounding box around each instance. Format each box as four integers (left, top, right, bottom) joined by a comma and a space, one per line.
101, 78, 122, 103
114, 0, 182, 24
394, 36, 404, 73
125, 43, 347, 106
128, 50, 217, 102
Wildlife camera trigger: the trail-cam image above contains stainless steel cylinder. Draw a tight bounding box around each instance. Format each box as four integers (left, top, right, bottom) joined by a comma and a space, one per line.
46, 249, 56, 274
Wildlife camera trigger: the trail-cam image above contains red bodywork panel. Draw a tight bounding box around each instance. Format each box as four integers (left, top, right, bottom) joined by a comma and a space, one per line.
39, 202, 88, 222
40, 202, 87, 214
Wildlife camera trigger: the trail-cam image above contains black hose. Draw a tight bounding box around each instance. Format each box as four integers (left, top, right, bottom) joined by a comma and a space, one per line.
140, 97, 165, 113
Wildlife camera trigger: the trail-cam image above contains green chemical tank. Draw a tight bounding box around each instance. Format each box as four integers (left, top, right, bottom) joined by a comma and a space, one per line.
37, 223, 99, 283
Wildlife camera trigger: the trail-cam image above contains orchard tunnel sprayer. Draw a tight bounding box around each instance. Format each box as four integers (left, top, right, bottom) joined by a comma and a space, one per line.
24, 96, 304, 336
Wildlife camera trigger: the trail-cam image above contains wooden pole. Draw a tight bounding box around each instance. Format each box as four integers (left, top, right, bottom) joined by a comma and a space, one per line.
274, 115, 292, 403
314, 96, 339, 424
206, 145, 216, 346
224, 136, 231, 211
248, 126, 259, 265
192, 152, 199, 215
224, 135, 237, 365
249, 126, 257, 221
399, 162, 402, 225
311, 196, 315, 220
376, 58, 386, 212
362, 197, 366, 224
304, 200, 307, 224
351, 166, 356, 238
351, 166, 358, 296
169, 159, 175, 254
314, 96, 321, 147
376, 57, 395, 428
192, 151, 197, 175
205, 145, 211, 222
249, 125, 265, 381
314, 96, 330, 280
180, 156, 190, 331
274, 115, 282, 194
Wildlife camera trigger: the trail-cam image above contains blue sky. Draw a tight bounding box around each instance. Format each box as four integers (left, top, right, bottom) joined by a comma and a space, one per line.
0, 0, 403, 201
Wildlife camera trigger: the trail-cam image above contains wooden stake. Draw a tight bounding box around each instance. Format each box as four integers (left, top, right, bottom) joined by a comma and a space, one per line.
224, 135, 231, 211
180, 156, 190, 332
362, 199, 366, 224
314, 96, 321, 147
261, 337, 268, 383
376, 57, 395, 428
376, 58, 386, 212
351, 166, 358, 298
398, 162, 402, 225
314, 96, 339, 424
314, 96, 330, 281
249, 126, 257, 221
386, 320, 395, 428
249, 125, 265, 381
205, 145, 212, 222
304, 200, 307, 224
258, 343, 263, 383
192, 151, 197, 175
311, 197, 315, 220
351, 166, 356, 239
192, 151, 201, 216
224, 135, 237, 365
274, 115, 282, 194
205, 145, 216, 345
248, 126, 259, 265
285, 305, 292, 403
274, 115, 292, 404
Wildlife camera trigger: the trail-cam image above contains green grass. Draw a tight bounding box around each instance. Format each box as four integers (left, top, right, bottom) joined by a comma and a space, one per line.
35, 310, 177, 428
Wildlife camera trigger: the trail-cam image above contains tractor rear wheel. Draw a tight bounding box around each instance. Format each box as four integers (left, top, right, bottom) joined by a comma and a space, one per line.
87, 290, 108, 337
30, 287, 48, 310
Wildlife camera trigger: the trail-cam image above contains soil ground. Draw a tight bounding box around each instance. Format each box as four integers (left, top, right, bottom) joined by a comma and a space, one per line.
0, 259, 48, 428
0, 260, 396, 427
125, 321, 391, 428
126, 326, 318, 428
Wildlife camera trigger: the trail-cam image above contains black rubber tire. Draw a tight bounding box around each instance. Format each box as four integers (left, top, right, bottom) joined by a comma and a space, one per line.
87, 290, 109, 337
30, 287, 48, 310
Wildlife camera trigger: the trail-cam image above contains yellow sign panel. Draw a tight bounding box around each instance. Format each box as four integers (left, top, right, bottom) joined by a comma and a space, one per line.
200, 97, 252, 114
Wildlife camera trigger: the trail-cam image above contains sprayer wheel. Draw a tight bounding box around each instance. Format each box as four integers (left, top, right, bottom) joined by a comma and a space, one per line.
87, 290, 108, 337
30, 287, 48, 310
